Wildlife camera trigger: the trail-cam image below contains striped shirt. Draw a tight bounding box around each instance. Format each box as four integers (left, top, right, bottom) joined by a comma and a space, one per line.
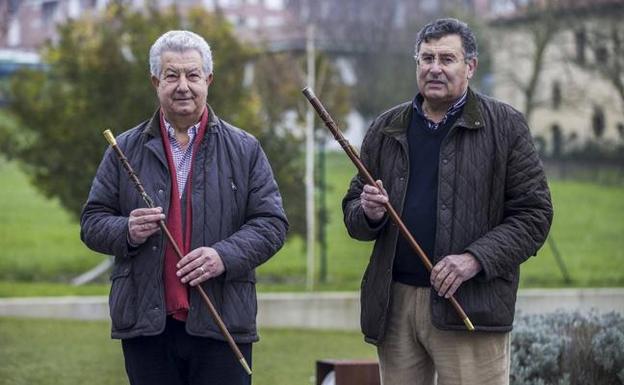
164, 119, 200, 198
413, 90, 468, 131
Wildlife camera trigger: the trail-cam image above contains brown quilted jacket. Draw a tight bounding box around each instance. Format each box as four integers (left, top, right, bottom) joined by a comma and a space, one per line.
343, 88, 553, 344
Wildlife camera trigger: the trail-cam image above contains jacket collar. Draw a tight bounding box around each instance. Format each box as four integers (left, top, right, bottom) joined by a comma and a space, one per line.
382, 87, 484, 139
382, 102, 413, 139
142, 104, 220, 137
454, 88, 483, 130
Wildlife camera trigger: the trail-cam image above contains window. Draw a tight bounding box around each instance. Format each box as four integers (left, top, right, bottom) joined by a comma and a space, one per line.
42, 1, 59, 26
592, 105, 606, 139
575, 29, 586, 64
595, 45, 609, 64
8, 0, 20, 15
551, 123, 563, 158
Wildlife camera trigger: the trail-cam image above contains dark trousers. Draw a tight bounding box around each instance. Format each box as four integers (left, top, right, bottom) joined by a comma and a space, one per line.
121, 317, 252, 385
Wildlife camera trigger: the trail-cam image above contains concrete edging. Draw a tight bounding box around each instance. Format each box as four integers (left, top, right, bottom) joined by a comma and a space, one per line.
0, 289, 622, 330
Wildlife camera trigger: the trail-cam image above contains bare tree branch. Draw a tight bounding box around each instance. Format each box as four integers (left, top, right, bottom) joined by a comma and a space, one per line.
523, 20, 557, 120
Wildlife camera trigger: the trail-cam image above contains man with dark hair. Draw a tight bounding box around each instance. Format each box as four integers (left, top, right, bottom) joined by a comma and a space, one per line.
343, 18, 553, 385
81, 30, 288, 385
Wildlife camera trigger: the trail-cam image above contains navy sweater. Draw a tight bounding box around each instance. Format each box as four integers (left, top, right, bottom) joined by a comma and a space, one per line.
392, 107, 460, 287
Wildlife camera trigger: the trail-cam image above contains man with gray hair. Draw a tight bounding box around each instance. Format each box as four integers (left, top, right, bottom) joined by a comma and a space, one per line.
343, 18, 552, 384
81, 30, 288, 385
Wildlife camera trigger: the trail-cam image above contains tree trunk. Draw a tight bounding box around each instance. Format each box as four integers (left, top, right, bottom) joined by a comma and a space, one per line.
524, 23, 555, 122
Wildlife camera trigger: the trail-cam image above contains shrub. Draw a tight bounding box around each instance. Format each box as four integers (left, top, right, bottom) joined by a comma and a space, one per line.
511, 311, 624, 385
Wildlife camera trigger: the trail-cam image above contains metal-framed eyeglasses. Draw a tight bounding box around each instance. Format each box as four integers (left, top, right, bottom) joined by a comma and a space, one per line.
414, 53, 466, 68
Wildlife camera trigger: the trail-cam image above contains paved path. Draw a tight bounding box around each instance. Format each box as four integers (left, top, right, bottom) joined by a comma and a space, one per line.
0, 288, 622, 330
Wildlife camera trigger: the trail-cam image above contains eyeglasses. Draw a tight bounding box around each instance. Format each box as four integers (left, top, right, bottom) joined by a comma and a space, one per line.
414, 53, 464, 68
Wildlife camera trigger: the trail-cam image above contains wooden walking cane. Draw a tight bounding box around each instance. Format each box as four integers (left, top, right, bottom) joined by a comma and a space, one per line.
102, 130, 253, 375
301, 88, 475, 332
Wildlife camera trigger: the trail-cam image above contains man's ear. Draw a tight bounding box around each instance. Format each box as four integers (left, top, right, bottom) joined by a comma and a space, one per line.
206, 73, 214, 87
467, 58, 478, 80
151, 75, 160, 89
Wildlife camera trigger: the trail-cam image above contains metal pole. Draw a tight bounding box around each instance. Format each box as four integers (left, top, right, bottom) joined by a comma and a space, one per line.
318, 135, 328, 283
305, 23, 316, 291
548, 235, 572, 284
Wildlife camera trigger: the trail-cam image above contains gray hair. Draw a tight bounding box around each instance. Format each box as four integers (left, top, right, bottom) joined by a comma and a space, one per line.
414, 18, 478, 61
149, 30, 213, 77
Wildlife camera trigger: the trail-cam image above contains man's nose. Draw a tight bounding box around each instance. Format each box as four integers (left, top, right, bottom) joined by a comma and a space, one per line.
429, 61, 443, 74
176, 75, 190, 92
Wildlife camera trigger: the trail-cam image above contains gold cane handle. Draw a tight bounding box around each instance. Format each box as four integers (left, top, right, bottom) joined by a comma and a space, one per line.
103, 129, 117, 146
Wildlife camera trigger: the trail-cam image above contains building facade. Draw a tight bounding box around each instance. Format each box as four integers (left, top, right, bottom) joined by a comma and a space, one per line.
490, 0, 624, 151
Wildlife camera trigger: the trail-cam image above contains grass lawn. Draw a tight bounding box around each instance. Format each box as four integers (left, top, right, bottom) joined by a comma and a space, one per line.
521, 181, 624, 287
258, 153, 624, 289
0, 153, 623, 297
0, 158, 105, 282
0, 317, 375, 385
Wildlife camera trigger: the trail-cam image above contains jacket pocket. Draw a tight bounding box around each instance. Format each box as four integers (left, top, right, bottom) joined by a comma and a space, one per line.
222, 280, 257, 334
228, 177, 245, 230
109, 264, 137, 331
491, 275, 517, 324
453, 277, 516, 328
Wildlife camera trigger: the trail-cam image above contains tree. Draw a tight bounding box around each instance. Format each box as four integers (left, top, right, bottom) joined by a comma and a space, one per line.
251, 51, 350, 237
4, 4, 278, 226
285, 0, 492, 120
282, 1, 422, 120
489, 0, 561, 121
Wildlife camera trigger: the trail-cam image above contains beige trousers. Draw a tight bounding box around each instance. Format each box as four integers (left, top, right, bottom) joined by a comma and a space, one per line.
377, 283, 510, 385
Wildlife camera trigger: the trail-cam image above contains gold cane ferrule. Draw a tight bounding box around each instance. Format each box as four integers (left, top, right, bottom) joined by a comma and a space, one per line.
464, 317, 475, 331
240, 357, 252, 375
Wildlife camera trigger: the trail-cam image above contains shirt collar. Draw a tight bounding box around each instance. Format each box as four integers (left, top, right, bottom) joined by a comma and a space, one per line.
413, 89, 468, 130
163, 118, 200, 141
413, 90, 468, 117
